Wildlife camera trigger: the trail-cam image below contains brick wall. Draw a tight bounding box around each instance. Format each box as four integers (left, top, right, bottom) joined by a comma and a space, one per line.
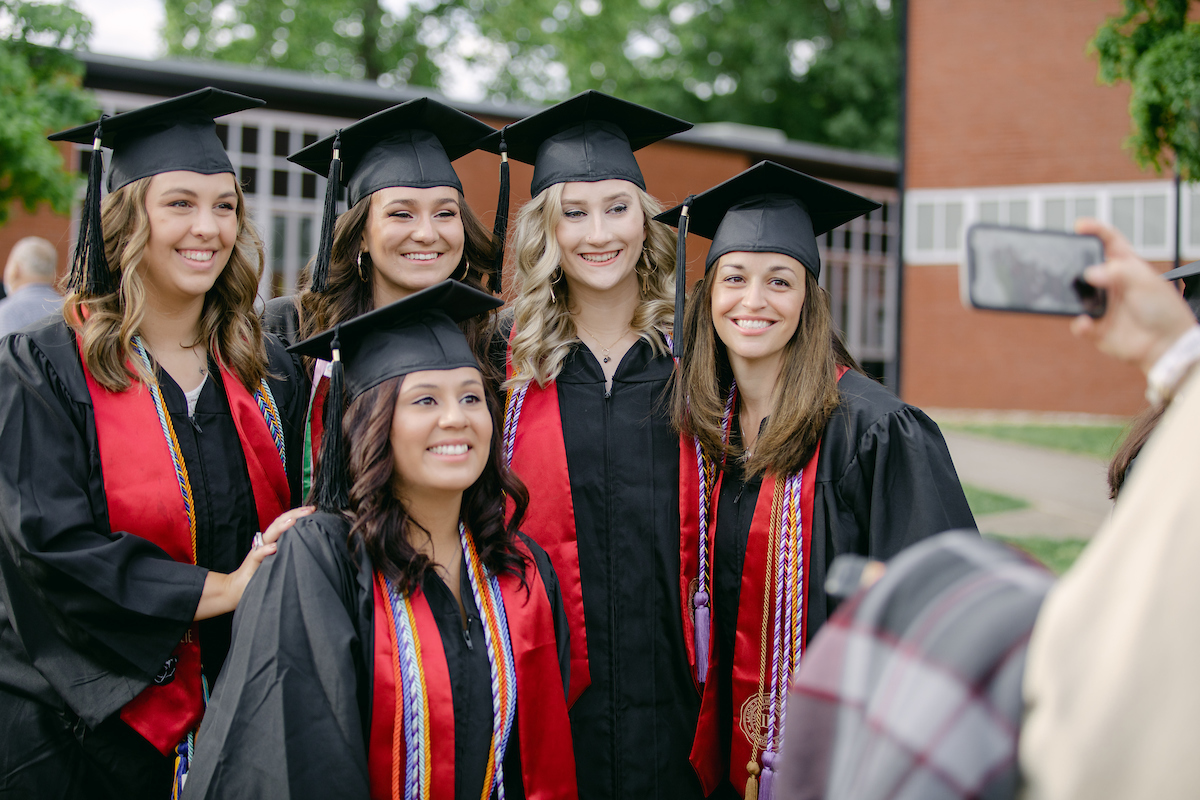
903, 0, 1162, 415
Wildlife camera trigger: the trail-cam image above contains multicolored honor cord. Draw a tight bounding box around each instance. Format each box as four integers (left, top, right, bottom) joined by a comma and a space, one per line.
692, 384, 736, 681
384, 523, 518, 800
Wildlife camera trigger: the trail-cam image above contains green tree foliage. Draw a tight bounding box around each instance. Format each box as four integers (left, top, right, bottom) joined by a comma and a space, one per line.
0, 0, 96, 224
161, 0, 899, 155
1092, 0, 1200, 178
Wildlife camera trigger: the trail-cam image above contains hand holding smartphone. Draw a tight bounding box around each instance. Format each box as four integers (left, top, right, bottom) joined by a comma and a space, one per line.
961, 224, 1107, 318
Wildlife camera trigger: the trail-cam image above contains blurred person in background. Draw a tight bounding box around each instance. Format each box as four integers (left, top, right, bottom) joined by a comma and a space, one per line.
0, 236, 63, 338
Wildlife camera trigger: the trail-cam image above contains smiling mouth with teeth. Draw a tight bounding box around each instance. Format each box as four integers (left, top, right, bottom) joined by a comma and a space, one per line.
404, 253, 442, 261
733, 319, 775, 330
579, 251, 620, 263
428, 444, 469, 455
179, 250, 215, 263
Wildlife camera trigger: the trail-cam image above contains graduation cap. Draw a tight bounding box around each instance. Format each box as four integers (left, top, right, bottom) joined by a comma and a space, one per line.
479, 90, 693, 197
1162, 260, 1200, 320
655, 161, 881, 355
289, 279, 502, 510
288, 98, 497, 294
48, 87, 264, 297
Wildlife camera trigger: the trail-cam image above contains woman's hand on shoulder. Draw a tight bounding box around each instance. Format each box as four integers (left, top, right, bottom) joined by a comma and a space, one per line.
194, 505, 314, 620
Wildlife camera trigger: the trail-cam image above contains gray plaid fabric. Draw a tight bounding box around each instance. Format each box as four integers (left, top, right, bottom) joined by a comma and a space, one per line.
778, 531, 1053, 800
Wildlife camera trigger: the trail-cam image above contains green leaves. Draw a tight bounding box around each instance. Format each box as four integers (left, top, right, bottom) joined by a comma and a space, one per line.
1090, 0, 1200, 178
159, 0, 900, 155
0, 0, 96, 224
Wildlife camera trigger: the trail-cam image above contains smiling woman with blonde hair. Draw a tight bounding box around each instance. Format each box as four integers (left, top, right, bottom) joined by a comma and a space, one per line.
479, 91, 703, 799
0, 89, 306, 799
663, 161, 975, 800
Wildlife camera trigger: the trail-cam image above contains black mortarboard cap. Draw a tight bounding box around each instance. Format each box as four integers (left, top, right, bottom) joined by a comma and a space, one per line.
1162, 260, 1200, 320
656, 161, 880, 356
289, 280, 502, 511
478, 90, 693, 197
48, 87, 263, 297
287, 98, 495, 293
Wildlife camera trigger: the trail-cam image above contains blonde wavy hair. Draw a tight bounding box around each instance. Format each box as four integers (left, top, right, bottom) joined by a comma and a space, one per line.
505, 182, 676, 388
63, 175, 269, 393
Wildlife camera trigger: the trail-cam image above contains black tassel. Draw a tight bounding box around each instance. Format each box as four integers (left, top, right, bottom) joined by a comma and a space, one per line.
310, 131, 342, 293
312, 330, 350, 511
489, 129, 510, 294
71, 119, 115, 297
674, 195, 694, 359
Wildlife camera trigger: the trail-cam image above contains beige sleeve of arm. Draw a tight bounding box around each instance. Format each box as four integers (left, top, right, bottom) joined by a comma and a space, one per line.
1021, 368, 1200, 800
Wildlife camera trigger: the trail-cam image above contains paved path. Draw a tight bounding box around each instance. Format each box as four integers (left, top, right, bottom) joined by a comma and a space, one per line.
942, 431, 1113, 540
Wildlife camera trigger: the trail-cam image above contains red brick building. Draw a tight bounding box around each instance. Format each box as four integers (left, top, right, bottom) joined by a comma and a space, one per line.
903, 0, 1179, 415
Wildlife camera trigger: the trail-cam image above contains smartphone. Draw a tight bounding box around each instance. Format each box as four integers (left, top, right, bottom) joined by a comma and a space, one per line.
962, 224, 1107, 317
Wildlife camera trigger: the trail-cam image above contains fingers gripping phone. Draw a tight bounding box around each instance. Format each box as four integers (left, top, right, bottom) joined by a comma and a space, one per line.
961, 224, 1107, 318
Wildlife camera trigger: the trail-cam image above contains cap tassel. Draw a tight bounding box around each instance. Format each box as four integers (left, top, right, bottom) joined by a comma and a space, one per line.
310, 132, 342, 294
673, 196, 694, 359
693, 591, 710, 682
70, 119, 116, 297
488, 129, 510, 294
312, 330, 350, 511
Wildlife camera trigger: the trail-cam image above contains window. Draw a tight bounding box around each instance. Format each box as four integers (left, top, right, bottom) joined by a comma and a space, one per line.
241, 126, 259, 155
240, 166, 258, 195
272, 170, 290, 198
274, 129, 291, 157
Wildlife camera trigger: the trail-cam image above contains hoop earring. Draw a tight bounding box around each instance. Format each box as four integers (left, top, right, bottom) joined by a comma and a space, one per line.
357, 251, 368, 283
637, 263, 650, 295
550, 266, 562, 304
453, 259, 470, 282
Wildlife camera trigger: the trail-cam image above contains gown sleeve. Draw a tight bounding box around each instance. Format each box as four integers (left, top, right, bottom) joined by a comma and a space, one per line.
831, 398, 977, 561
185, 513, 370, 799
518, 532, 571, 700
0, 326, 207, 724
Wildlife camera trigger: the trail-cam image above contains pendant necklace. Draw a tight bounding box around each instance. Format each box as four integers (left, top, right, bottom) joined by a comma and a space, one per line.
574, 320, 632, 364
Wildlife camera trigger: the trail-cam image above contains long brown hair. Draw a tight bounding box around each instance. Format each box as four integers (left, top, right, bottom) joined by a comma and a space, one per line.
1108, 404, 1165, 499
333, 373, 530, 594
63, 175, 268, 392
295, 189, 495, 368
673, 267, 861, 478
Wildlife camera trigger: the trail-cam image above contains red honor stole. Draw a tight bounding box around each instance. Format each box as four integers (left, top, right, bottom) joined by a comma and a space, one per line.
503, 347, 590, 707
367, 546, 578, 799
80, 343, 290, 756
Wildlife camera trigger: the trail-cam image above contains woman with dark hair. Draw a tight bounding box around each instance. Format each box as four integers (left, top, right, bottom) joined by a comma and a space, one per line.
661, 162, 975, 799
0, 89, 307, 798
478, 92, 703, 799
264, 99, 500, 493
186, 282, 576, 800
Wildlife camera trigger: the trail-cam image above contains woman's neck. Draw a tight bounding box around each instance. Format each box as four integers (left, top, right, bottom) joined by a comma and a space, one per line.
138, 294, 208, 391
403, 488, 466, 603
730, 352, 783, 453
567, 277, 640, 338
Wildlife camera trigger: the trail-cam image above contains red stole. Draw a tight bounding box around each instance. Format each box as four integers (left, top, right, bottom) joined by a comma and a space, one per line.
80, 343, 290, 756
686, 367, 846, 796
367, 546, 578, 799
503, 352, 590, 707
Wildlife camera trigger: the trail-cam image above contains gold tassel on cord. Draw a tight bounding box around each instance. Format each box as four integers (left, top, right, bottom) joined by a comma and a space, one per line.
745, 761, 761, 800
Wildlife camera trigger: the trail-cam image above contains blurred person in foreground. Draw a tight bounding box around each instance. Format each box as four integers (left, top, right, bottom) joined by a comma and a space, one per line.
0, 236, 63, 338
1020, 219, 1200, 800
776, 219, 1200, 800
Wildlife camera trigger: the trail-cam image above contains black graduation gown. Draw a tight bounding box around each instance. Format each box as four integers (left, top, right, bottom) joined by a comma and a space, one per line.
552, 339, 703, 800
0, 317, 304, 799
709, 369, 976, 797
183, 513, 570, 800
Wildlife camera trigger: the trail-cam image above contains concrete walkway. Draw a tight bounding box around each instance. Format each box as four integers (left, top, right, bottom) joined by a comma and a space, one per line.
941, 431, 1114, 540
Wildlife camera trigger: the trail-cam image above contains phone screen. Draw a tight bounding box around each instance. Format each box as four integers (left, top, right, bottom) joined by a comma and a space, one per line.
963, 224, 1105, 316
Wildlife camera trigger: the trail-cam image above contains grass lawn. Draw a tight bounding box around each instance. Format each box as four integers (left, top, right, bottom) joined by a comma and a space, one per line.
943, 423, 1127, 460
986, 534, 1089, 575
961, 482, 1030, 516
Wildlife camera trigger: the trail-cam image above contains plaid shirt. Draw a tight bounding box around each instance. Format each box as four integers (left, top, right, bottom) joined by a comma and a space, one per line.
777, 531, 1053, 800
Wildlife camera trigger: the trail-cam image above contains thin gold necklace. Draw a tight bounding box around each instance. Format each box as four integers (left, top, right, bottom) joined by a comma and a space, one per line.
574, 319, 633, 364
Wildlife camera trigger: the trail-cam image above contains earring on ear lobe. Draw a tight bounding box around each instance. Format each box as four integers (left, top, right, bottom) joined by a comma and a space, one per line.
357, 251, 367, 283
550, 266, 562, 304
454, 259, 470, 282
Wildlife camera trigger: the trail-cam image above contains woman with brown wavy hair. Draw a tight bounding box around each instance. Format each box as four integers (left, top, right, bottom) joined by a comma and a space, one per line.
187, 282, 576, 800
662, 162, 975, 800
0, 89, 308, 799
477, 92, 702, 800
264, 99, 499, 495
